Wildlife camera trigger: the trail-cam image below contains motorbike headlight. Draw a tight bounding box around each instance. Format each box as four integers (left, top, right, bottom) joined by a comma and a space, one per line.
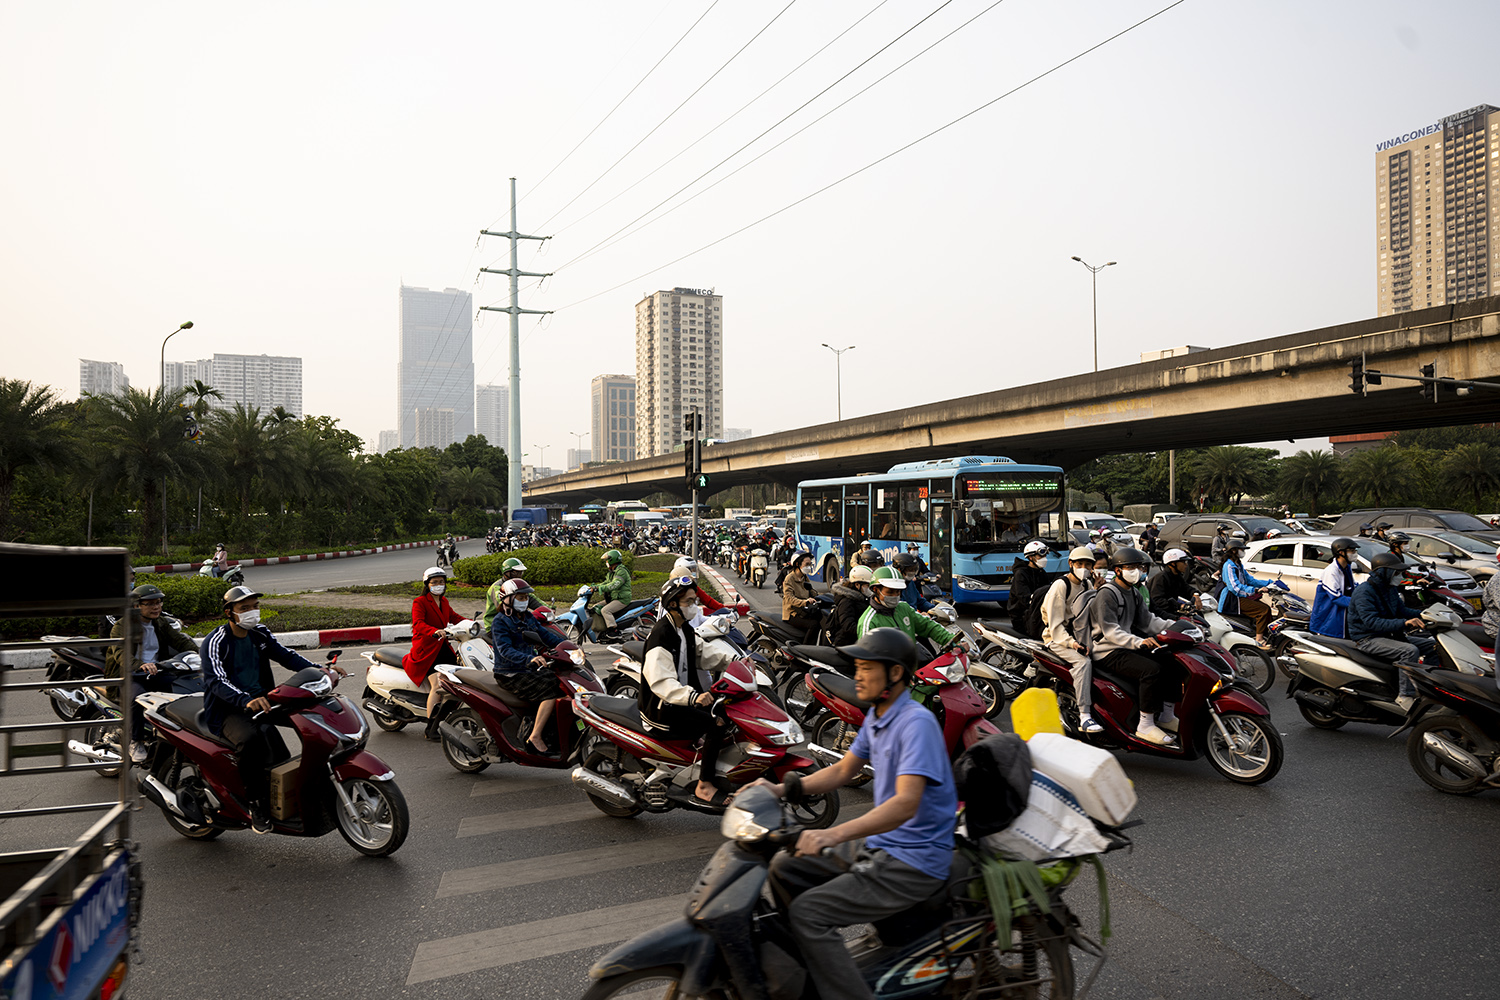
943, 661, 968, 683
766, 718, 805, 746
569, 648, 586, 666
720, 804, 769, 842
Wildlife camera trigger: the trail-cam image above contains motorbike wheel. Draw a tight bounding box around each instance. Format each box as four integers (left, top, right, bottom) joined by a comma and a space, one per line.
604, 673, 641, 703
441, 707, 491, 773
783, 767, 839, 829
583, 967, 726, 1000
581, 745, 644, 818
335, 777, 409, 857
1295, 687, 1347, 730
968, 676, 1009, 721
960, 914, 1075, 999
1204, 712, 1283, 784
780, 672, 816, 725
1230, 646, 1276, 694
80, 722, 123, 779
159, 754, 223, 841
811, 714, 871, 789
566, 621, 587, 645
978, 649, 1030, 709
372, 712, 409, 733
1407, 715, 1486, 795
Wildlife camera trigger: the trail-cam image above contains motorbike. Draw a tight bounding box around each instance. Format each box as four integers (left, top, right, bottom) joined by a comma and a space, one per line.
360, 619, 480, 732
432, 634, 606, 774
968, 619, 1046, 718
749, 548, 770, 589
1186, 587, 1306, 695
1026, 620, 1284, 784
583, 776, 1119, 1000
63, 650, 206, 777
570, 656, 838, 826
133, 652, 409, 856
553, 585, 658, 644
1393, 657, 1500, 795
1284, 605, 1488, 732
435, 540, 459, 569
198, 561, 246, 586
604, 614, 776, 705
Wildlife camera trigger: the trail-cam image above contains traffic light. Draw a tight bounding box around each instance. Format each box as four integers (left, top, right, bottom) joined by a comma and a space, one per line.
1349, 357, 1364, 395
692, 472, 711, 490
685, 437, 697, 480
1419, 363, 1436, 402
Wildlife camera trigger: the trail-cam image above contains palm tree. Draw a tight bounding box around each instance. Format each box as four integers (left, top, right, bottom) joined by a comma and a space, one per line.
185, 379, 222, 421
207, 404, 271, 517
1341, 446, 1415, 507
1441, 443, 1500, 511
440, 465, 499, 509
89, 387, 212, 555
1277, 450, 1341, 516
0, 379, 75, 540
1194, 446, 1265, 506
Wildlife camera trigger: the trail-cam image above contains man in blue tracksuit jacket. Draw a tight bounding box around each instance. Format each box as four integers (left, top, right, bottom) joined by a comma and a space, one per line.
1310, 537, 1359, 638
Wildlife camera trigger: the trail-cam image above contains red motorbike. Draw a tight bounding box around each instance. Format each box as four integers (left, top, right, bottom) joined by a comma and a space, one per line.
799, 639, 1001, 781
433, 638, 605, 774
570, 658, 839, 828
1026, 621, 1284, 785
136, 653, 410, 856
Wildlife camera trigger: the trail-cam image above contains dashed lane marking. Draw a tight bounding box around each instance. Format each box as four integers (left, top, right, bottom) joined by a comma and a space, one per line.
436, 829, 723, 898
456, 802, 603, 838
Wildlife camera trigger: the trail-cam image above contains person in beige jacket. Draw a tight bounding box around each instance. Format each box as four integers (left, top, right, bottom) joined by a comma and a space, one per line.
1039, 546, 1104, 734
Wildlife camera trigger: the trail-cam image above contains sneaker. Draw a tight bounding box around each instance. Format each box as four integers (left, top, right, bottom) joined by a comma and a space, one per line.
1396, 695, 1416, 712
1136, 724, 1177, 747
130, 743, 148, 764
1078, 716, 1104, 734
247, 804, 274, 835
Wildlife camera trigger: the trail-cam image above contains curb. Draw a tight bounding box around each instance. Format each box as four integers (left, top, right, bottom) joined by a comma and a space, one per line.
2, 622, 417, 669
699, 563, 743, 605
132, 537, 469, 575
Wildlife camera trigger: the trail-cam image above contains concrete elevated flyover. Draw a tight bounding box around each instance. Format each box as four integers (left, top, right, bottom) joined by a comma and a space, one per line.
526, 297, 1500, 505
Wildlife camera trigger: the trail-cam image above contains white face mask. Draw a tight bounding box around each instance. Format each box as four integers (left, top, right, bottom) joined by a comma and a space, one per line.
1092, 568, 1107, 580
1072, 566, 1091, 581
1119, 568, 1143, 585
430, 583, 446, 595
236, 608, 261, 627
678, 602, 699, 619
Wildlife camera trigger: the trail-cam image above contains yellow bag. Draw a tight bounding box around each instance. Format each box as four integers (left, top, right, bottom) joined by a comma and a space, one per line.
1009, 687, 1063, 740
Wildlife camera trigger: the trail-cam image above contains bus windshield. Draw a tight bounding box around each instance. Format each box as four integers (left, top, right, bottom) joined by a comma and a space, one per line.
955, 472, 1065, 552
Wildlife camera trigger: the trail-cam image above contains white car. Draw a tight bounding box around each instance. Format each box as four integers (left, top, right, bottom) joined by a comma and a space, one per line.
1405, 530, 1499, 581
1241, 534, 1483, 609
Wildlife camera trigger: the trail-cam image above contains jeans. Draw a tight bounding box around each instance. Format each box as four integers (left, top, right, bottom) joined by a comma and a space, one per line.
1355, 634, 1436, 697
1045, 641, 1093, 714
768, 842, 944, 1000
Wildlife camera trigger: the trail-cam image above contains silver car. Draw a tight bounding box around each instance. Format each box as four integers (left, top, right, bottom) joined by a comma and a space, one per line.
1240, 534, 1484, 610
1405, 530, 1499, 582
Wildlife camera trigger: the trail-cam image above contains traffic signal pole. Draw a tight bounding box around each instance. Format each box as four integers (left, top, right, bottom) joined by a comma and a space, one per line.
687, 406, 702, 561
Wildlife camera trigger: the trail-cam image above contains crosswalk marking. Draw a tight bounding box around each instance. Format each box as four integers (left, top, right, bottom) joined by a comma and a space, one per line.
436, 829, 724, 898
405, 893, 689, 985
468, 775, 569, 798
456, 801, 602, 837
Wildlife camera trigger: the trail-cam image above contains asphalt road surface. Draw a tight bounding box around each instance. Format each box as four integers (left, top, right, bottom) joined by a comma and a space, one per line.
2, 561, 1497, 999
237, 538, 487, 594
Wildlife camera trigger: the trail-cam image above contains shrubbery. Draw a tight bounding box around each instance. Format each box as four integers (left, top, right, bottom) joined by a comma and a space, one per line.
450, 547, 631, 588
0, 571, 234, 639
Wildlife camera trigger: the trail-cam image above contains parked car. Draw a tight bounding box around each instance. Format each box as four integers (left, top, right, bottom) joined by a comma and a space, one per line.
1405, 530, 1500, 581
1240, 535, 1484, 609
1281, 517, 1333, 535
1067, 511, 1129, 534
1328, 508, 1500, 543
1157, 514, 1293, 557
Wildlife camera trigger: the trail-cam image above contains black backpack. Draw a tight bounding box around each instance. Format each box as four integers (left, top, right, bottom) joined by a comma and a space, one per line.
953, 733, 1032, 839
1020, 586, 1050, 641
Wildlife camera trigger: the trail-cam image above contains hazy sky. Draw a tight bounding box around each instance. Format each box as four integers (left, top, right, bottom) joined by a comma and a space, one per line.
4, 0, 1495, 464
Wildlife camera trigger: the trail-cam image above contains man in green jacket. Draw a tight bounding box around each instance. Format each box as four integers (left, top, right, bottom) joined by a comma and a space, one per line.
481, 557, 541, 633
856, 567, 957, 648
597, 549, 633, 639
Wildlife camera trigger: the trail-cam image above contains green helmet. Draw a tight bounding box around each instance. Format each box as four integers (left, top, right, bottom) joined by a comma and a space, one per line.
870, 566, 906, 591
501, 557, 527, 575
602, 549, 624, 566
131, 584, 165, 603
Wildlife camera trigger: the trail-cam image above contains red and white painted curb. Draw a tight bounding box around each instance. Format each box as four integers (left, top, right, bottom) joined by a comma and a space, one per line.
699, 563, 743, 605
133, 537, 468, 575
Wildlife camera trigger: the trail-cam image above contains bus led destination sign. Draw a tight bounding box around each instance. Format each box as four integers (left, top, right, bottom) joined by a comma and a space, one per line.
962, 474, 1062, 495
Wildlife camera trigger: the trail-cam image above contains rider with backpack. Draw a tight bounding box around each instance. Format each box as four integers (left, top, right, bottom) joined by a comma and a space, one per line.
1089, 547, 1181, 746
1006, 540, 1053, 631
1039, 546, 1105, 734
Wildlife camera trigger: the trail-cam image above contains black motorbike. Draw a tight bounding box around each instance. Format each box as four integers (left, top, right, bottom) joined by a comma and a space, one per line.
1394, 660, 1500, 795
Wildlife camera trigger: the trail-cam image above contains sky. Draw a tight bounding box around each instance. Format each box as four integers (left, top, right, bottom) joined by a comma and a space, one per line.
3, 0, 1496, 465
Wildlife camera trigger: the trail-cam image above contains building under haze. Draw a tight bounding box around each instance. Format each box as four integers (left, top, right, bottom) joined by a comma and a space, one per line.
397, 285, 474, 449
591, 374, 637, 463
1377, 103, 1500, 315
162, 359, 212, 394
633, 288, 723, 457
79, 359, 129, 398
377, 430, 399, 454
413, 407, 455, 450
210, 353, 303, 417
474, 383, 510, 454
566, 448, 591, 470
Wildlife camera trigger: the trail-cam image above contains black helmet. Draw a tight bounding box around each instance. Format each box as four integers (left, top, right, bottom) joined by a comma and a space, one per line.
1376, 522, 1394, 531
1110, 546, 1152, 568
221, 585, 262, 608
837, 627, 917, 674
131, 584, 165, 603
1216, 523, 1230, 533
1330, 536, 1359, 555
1359, 522, 1373, 531
1370, 551, 1405, 571
1388, 531, 1411, 545
1223, 538, 1248, 554
892, 552, 920, 572
854, 549, 885, 569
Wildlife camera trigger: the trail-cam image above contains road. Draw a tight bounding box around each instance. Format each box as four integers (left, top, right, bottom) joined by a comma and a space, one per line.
232, 538, 489, 594
3, 559, 1498, 999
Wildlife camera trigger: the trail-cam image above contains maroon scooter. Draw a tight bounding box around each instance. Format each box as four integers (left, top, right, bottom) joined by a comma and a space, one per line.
136, 653, 410, 856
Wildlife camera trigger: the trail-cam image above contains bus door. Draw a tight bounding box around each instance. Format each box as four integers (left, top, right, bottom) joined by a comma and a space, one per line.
843, 488, 869, 554
928, 481, 952, 591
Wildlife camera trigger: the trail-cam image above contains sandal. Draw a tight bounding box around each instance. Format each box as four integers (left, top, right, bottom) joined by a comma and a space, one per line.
694, 787, 734, 807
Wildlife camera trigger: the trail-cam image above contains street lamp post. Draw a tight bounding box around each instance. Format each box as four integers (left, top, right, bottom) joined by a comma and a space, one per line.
159, 320, 194, 390
820, 343, 855, 421
1070, 257, 1115, 373
568, 431, 588, 468
533, 444, 548, 476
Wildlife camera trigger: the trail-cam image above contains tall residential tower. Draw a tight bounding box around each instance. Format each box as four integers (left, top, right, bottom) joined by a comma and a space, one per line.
397, 285, 474, 449
633, 287, 723, 457
591, 374, 636, 463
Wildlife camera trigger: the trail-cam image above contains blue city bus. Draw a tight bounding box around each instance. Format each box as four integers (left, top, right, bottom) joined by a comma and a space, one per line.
795, 456, 1070, 605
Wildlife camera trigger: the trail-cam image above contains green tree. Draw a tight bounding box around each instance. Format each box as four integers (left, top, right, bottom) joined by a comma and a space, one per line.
440, 465, 500, 509
89, 387, 212, 555
1194, 446, 1274, 507
1277, 450, 1341, 516
185, 379, 222, 421
1441, 443, 1500, 511
0, 379, 75, 541
207, 404, 272, 518
1341, 446, 1415, 507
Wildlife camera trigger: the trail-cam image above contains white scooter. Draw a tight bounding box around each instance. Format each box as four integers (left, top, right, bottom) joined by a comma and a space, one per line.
360, 620, 480, 732
967, 618, 1043, 720
749, 548, 769, 589
603, 615, 779, 705
1194, 594, 1278, 694
198, 561, 246, 587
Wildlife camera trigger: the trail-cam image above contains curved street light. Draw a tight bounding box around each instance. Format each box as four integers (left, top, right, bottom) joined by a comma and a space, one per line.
820, 343, 855, 421
160, 320, 194, 390
1070, 257, 1116, 373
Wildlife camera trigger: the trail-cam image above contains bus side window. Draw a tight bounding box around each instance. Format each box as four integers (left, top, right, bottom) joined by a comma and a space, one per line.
873, 488, 898, 540
899, 485, 927, 542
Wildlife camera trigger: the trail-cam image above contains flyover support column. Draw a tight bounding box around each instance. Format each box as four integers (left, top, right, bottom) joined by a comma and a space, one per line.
1169, 449, 1176, 505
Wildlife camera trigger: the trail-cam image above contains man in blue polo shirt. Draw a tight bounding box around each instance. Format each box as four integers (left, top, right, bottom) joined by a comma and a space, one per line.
757, 627, 957, 1000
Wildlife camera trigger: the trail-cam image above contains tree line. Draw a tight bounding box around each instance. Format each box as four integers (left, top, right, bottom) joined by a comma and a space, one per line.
1, 378, 510, 558
1067, 425, 1500, 515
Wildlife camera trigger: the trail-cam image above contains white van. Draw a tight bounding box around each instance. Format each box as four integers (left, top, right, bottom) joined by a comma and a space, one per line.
1067, 511, 1129, 533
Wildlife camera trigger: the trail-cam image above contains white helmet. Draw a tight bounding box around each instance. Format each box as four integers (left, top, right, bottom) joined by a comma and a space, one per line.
422, 566, 447, 582
1162, 548, 1190, 565
672, 557, 700, 579
1023, 540, 1048, 557
847, 565, 875, 584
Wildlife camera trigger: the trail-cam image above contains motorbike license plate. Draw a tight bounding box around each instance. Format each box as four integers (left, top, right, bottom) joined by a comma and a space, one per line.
1470, 597, 1483, 610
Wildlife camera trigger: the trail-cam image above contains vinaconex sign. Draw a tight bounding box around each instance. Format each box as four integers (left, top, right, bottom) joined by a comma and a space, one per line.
1375, 104, 1497, 152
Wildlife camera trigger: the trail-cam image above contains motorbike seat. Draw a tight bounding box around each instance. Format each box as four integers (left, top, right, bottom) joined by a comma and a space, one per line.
157, 695, 235, 747
589, 694, 649, 733
619, 641, 648, 662
1311, 637, 1399, 673
371, 646, 410, 668
979, 619, 1027, 640
789, 645, 852, 670
872, 851, 973, 944
623, 598, 656, 613
1219, 613, 1256, 634
810, 668, 868, 709
453, 667, 529, 710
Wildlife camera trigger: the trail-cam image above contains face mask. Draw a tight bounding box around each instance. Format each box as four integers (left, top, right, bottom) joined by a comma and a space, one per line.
1092, 568, 1107, 580
678, 602, 699, 619
1072, 566, 1091, 581
430, 584, 446, 595
236, 609, 261, 627
1119, 568, 1143, 585
877, 590, 900, 609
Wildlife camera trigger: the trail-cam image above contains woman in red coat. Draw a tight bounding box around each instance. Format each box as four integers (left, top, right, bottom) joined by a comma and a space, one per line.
403, 567, 466, 739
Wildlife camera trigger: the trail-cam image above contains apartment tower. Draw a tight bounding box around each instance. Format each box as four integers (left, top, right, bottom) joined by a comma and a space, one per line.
1377, 103, 1500, 315
633, 288, 723, 457
397, 285, 474, 450
590, 374, 636, 463
79, 359, 129, 397
474, 383, 510, 453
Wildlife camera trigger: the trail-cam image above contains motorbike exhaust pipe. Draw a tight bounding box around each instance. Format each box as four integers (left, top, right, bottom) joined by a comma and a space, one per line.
66, 739, 121, 764
438, 722, 483, 758
570, 766, 639, 810
136, 772, 192, 820
805, 742, 876, 779
1421, 732, 1488, 779
1293, 689, 1339, 713
362, 699, 408, 723
44, 688, 89, 716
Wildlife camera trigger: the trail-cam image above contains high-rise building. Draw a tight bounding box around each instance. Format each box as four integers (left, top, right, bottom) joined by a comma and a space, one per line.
163, 359, 213, 394
413, 407, 456, 450
377, 430, 400, 454
209, 353, 303, 416
474, 383, 510, 454
724, 427, 753, 442
591, 374, 637, 463
633, 287, 723, 457
1377, 103, 1500, 315
79, 359, 129, 398
398, 285, 474, 449
566, 448, 592, 469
